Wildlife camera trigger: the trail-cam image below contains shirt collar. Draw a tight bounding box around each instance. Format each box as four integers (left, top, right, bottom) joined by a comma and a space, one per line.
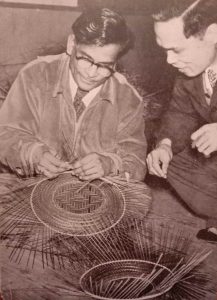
69, 70, 103, 106
203, 62, 217, 95
207, 61, 217, 73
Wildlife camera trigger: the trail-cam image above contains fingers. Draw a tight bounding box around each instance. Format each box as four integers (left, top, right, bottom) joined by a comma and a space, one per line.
37, 152, 71, 178
147, 146, 172, 178
70, 153, 105, 180
161, 160, 170, 177
20, 145, 35, 177
147, 152, 164, 177
77, 166, 104, 180
191, 133, 208, 148
192, 134, 210, 156
72, 158, 96, 172
37, 152, 106, 180
37, 165, 58, 178
147, 152, 167, 178
191, 126, 207, 141
202, 145, 214, 157
191, 124, 217, 157
196, 140, 210, 153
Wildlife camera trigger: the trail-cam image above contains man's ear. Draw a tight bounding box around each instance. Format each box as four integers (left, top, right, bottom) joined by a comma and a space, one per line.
66, 34, 76, 55
204, 24, 217, 44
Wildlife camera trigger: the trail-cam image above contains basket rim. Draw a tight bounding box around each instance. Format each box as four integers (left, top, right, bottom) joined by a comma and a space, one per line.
30, 174, 126, 236
80, 258, 174, 300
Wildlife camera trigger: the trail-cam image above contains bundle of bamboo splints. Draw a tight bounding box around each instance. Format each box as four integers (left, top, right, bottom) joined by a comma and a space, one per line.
0, 173, 214, 299
58, 215, 214, 300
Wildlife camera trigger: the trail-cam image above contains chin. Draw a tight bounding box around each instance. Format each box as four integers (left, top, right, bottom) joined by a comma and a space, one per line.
180, 69, 199, 77
78, 79, 98, 91
76, 81, 91, 91
183, 72, 195, 77
79, 85, 91, 92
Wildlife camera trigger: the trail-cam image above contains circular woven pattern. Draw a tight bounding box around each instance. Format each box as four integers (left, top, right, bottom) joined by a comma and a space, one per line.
80, 259, 174, 300
30, 174, 126, 236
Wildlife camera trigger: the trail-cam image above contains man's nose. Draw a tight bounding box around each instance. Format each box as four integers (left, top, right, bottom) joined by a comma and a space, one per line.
167, 51, 178, 65
86, 64, 98, 77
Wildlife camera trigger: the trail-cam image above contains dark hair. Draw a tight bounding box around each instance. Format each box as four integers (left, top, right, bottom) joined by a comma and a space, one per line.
152, 0, 217, 38
72, 8, 134, 57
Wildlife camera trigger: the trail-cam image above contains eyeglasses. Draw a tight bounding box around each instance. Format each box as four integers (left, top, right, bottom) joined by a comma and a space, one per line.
75, 55, 116, 77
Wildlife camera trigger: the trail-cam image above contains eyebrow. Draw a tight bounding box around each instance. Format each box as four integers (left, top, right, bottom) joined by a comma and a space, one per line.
156, 38, 182, 52
160, 45, 183, 53
167, 47, 183, 53
77, 49, 115, 66
166, 46, 180, 50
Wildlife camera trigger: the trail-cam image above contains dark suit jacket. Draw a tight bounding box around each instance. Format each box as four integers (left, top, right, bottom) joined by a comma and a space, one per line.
157, 74, 217, 154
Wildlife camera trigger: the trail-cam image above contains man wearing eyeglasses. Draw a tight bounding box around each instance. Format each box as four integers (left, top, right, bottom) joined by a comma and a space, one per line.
0, 8, 147, 181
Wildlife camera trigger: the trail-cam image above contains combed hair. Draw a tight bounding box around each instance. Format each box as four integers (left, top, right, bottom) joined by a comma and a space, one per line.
72, 8, 134, 57
152, 0, 217, 38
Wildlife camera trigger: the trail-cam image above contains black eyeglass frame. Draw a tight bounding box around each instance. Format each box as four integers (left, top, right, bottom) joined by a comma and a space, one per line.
75, 55, 116, 76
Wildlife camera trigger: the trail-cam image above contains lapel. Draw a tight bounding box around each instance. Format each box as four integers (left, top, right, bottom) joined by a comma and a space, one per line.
210, 85, 217, 121
192, 75, 211, 122
210, 84, 217, 106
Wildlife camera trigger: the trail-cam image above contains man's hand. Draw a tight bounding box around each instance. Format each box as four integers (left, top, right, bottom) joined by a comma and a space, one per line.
70, 153, 111, 180
191, 123, 217, 157
147, 144, 173, 178
34, 148, 71, 178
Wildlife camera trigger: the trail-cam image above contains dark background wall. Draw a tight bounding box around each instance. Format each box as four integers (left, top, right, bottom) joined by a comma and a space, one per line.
0, 0, 174, 88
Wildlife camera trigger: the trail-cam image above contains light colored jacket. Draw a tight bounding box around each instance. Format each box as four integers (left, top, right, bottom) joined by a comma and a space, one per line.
0, 53, 147, 180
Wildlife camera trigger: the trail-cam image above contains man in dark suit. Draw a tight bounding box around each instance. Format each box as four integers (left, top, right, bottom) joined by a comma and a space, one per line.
147, 0, 217, 242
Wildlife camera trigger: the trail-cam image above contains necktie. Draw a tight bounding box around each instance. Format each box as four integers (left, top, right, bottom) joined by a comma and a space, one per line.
207, 68, 217, 89
73, 88, 88, 121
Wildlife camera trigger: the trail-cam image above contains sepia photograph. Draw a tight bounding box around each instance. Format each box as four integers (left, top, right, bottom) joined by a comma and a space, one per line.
0, 0, 217, 299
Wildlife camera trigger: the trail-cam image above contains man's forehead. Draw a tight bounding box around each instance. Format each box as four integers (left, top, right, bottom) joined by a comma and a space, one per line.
76, 43, 121, 62
154, 17, 186, 48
